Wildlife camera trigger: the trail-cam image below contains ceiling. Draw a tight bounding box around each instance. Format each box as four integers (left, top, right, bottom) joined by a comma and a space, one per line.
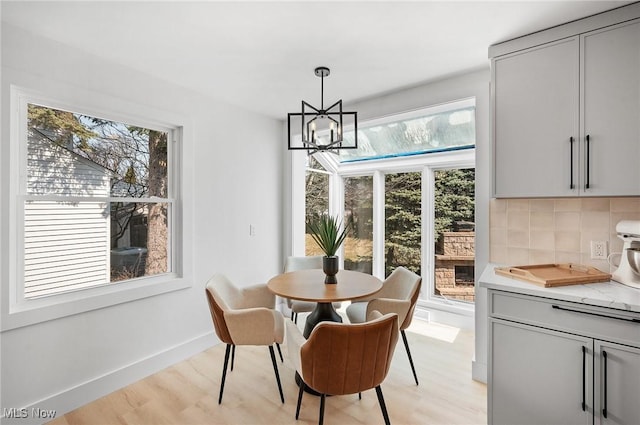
2, 1, 632, 119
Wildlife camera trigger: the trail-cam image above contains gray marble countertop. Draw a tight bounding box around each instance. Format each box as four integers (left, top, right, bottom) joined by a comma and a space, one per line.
480, 263, 640, 313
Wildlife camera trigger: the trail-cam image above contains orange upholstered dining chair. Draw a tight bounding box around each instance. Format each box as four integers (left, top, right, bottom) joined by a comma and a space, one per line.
286, 312, 399, 425
346, 266, 422, 385
205, 273, 285, 404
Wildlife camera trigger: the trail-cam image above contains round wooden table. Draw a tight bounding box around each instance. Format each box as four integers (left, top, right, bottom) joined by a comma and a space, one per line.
267, 269, 382, 337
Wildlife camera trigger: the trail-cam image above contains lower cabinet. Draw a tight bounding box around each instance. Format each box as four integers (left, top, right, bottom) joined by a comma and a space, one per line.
593, 341, 640, 425
488, 290, 640, 425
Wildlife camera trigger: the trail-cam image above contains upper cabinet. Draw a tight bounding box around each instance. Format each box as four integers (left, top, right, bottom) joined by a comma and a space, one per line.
491, 5, 640, 198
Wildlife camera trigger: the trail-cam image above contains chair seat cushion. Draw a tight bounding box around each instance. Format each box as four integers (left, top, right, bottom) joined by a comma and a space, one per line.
291, 300, 316, 313
345, 301, 367, 324
291, 300, 342, 313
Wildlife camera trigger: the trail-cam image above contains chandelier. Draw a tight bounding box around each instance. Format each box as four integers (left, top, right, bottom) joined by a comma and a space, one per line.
287, 66, 358, 154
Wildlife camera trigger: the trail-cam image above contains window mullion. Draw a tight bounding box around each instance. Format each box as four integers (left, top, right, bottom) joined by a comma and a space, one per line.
372, 170, 385, 279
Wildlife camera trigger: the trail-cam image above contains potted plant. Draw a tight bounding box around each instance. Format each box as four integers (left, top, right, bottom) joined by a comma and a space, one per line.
307, 214, 351, 284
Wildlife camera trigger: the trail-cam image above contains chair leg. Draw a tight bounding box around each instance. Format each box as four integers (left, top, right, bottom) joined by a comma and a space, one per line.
294, 312, 298, 324
318, 393, 326, 425
291, 311, 295, 321
230, 344, 236, 372
375, 385, 391, 425
268, 345, 285, 403
295, 381, 305, 419
358, 392, 362, 400
401, 330, 419, 385
218, 344, 231, 404
276, 343, 284, 362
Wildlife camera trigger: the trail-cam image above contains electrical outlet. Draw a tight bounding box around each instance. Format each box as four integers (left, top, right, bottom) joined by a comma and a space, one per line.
590, 240, 608, 260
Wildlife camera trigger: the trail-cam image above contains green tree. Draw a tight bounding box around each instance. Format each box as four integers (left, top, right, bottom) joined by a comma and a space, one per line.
434, 168, 475, 242
385, 172, 422, 276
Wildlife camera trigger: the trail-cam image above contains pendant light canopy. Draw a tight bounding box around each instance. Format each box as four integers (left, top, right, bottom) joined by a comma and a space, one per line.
287, 67, 358, 154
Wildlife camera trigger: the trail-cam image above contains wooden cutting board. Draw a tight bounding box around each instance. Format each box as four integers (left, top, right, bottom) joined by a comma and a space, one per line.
495, 263, 611, 287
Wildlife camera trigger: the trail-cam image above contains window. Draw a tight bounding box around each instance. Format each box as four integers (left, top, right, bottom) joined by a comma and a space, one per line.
305, 156, 329, 256
344, 176, 373, 273
23, 103, 172, 298
5, 87, 185, 329
433, 168, 476, 303
298, 98, 475, 312
385, 172, 421, 277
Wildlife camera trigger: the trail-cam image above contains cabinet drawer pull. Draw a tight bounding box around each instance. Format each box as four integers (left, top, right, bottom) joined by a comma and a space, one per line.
581, 345, 586, 412
569, 136, 575, 189
585, 135, 590, 190
603, 350, 608, 419
552, 304, 640, 323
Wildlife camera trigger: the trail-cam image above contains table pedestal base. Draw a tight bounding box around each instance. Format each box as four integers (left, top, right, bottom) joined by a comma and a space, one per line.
303, 302, 342, 338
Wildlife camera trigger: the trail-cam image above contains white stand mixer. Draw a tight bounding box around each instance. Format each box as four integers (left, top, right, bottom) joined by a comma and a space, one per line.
611, 220, 640, 289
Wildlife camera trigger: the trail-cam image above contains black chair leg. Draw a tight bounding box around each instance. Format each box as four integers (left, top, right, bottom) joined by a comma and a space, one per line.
230, 344, 236, 372
294, 312, 298, 324
375, 385, 391, 425
291, 311, 295, 321
268, 345, 285, 403
295, 381, 305, 419
319, 393, 326, 425
276, 343, 284, 362
401, 330, 419, 385
358, 392, 362, 400
218, 344, 231, 404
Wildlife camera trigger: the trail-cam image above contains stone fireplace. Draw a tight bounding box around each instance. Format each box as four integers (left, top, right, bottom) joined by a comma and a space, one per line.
434, 231, 475, 302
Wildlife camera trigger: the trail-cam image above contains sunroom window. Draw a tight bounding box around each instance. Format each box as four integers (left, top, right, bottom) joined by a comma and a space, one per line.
300, 98, 476, 310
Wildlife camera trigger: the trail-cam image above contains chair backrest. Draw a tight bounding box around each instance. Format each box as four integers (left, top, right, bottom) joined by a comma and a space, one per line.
284, 255, 323, 272
380, 267, 422, 330
299, 313, 399, 395
205, 274, 236, 345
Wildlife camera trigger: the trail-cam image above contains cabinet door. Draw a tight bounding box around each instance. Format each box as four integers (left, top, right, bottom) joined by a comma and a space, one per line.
493, 37, 579, 197
594, 341, 640, 425
582, 19, 640, 196
489, 319, 592, 425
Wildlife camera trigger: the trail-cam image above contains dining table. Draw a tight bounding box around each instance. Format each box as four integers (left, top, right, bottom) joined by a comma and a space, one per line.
267, 268, 383, 337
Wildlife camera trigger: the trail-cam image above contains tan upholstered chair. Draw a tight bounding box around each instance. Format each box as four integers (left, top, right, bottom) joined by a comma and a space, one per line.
283, 256, 341, 324
346, 266, 422, 385
286, 312, 399, 425
205, 274, 285, 404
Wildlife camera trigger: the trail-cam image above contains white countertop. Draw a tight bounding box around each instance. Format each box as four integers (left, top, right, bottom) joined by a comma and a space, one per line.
480, 263, 640, 313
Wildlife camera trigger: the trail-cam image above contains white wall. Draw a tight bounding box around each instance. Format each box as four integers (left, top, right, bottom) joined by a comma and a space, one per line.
1, 23, 283, 423
283, 69, 491, 382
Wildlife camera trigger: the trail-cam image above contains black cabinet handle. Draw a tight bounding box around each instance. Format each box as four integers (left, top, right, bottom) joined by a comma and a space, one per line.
603, 350, 608, 419
581, 346, 586, 412
570, 137, 575, 189
552, 304, 640, 323
585, 135, 591, 190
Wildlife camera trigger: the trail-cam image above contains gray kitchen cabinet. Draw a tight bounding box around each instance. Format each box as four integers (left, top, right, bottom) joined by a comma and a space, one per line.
492, 37, 579, 197
491, 9, 640, 197
490, 318, 592, 425
487, 289, 640, 425
593, 341, 640, 425
581, 20, 640, 196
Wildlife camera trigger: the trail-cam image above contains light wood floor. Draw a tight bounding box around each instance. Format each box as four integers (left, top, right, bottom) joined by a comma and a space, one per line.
48, 318, 487, 425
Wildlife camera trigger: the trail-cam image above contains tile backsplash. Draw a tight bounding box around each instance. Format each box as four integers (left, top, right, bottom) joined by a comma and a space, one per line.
489, 197, 640, 272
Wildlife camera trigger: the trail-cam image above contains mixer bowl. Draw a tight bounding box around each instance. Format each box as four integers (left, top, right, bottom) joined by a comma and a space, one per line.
626, 247, 640, 276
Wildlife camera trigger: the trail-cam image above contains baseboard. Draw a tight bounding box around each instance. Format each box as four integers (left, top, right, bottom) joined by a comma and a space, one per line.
1, 332, 217, 425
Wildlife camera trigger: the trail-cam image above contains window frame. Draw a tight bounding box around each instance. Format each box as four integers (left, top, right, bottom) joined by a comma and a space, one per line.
296, 99, 476, 316
3, 86, 188, 331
